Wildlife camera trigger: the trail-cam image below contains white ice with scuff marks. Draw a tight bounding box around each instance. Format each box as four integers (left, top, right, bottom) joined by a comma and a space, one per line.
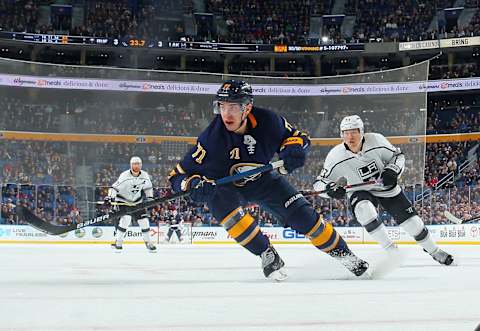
0, 244, 478, 331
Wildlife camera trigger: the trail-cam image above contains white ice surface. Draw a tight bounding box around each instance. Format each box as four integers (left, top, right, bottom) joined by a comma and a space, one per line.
0, 244, 478, 331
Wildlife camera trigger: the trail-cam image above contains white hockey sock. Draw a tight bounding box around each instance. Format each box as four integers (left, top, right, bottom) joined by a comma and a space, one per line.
401, 215, 437, 254
137, 218, 151, 243
418, 233, 438, 254
354, 201, 394, 250
115, 229, 125, 245
368, 223, 395, 249
142, 231, 151, 243
116, 215, 131, 245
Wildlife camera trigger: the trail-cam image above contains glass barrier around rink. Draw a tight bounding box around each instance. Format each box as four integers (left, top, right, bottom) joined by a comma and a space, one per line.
2, 183, 478, 227
0, 57, 429, 227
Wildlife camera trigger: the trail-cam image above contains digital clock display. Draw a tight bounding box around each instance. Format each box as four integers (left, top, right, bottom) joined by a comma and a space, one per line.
128, 39, 146, 47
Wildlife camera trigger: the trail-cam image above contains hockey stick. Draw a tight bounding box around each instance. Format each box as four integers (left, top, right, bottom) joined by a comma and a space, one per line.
444, 211, 480, 224
17, 160, 284, 235
301, 179, 380, 197
90, 201, 137, 206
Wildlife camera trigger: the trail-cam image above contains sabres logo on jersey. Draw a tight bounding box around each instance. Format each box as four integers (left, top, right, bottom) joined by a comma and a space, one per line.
229, 163, 264, 187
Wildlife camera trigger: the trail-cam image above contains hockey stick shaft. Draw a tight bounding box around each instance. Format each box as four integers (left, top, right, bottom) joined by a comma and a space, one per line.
91, 201, 136, 206
18, 160, 284, 235
215, 160, 284, 185
301, 180, 379, 197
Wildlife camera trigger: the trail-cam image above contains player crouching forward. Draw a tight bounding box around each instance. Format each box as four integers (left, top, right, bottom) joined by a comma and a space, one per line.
169, 79, 372, 281
105, 156, 157, 252
313, 115, 454, 265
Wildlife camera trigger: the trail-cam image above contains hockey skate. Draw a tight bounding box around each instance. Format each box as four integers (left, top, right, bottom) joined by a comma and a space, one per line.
261, 246, 288, 281
145, 242, 157, 253
429, 248, 455, 265
110, 242, 123, 252
330, 248, 370, 277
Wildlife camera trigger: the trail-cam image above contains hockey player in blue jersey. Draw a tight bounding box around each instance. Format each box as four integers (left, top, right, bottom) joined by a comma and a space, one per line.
169, 79, 371, 281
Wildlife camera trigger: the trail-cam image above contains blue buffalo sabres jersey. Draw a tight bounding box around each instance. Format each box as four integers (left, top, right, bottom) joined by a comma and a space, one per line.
169, 107, 309, 188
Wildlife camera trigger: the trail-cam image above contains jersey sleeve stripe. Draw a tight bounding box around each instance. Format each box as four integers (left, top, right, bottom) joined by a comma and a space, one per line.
323, 157, 355, 178
364, 146, 396, 154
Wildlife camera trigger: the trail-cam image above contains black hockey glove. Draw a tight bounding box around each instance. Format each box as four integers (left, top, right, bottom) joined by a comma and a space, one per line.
184, 175, 216, 203
279, 139, 307, 174
325, 182, 346, 199
103, 196, 115, 209
381, 164, 400, 187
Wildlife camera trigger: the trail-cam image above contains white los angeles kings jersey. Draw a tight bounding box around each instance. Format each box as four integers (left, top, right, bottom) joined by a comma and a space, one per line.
314, 132, 405, 199
108, 170, 153, 204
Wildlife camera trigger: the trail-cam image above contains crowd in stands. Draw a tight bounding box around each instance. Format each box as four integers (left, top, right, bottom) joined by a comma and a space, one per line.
0, 0, 38, 34
429, 63, 480, 80
1, 135, 477, 226
414, 185, 480, 225
3, 91, 478, 137
0, 0, 184, 41
350, 0, 436, 43
206, 0, 312, 44
0, 96, 210, 136
0, 141, 75, 185
427, 95, 480, 134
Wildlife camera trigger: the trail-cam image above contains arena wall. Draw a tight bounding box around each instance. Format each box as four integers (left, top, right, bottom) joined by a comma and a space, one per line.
0, 224, 478, 245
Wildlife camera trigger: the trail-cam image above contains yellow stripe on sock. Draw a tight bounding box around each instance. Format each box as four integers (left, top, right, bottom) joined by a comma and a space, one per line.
238, 226, 261, 246
310, 222, 334, 247
228, 214, 255, 239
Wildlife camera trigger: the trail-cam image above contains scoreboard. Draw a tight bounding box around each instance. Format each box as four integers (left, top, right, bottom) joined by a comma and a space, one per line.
0, 31, 364, 53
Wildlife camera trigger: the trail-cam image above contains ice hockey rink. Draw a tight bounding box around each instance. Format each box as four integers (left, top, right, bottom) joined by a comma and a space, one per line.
0, 244, 478, 331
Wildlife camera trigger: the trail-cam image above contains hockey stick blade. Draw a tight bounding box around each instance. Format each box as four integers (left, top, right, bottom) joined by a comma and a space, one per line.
16, 190, 189, 236
444, 211, 463, 224
18, 161, 284, 235
17, 206, 113, 235
444, 211, 480, 224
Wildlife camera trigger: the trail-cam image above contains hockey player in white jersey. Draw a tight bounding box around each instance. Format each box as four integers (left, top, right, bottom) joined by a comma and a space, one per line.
105, 156, 157, 252
313, 115, 454, 265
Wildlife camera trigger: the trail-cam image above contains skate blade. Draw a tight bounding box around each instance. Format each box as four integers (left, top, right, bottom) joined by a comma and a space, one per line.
439, 255, 457, 266
355, 268, 373, 280
446, 260, 458, 266
268, 268, 288, 282
111, 246, 123, 253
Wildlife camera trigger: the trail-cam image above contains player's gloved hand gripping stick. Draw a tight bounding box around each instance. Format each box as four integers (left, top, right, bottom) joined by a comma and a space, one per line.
17, 161, 285, 235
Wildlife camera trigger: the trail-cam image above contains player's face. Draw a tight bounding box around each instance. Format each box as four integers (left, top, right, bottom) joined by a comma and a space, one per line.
342, 129, 362, 150
219, 102, 244, 131
131, 162, 141, 173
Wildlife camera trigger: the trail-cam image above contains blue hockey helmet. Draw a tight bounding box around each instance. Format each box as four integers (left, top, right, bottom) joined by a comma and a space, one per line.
213, 79, 253, 114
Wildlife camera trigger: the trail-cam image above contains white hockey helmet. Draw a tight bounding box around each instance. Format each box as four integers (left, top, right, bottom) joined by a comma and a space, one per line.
130, 156, 142, 167
340, 115, 364, 137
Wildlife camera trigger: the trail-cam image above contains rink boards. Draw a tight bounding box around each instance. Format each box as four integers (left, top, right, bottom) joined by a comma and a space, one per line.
0, 223, 479, 245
